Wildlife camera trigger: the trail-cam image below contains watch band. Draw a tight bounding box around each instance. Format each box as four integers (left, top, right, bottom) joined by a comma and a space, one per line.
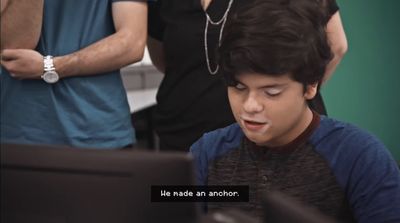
41, 55, 59, 84
43, 55, 55, 72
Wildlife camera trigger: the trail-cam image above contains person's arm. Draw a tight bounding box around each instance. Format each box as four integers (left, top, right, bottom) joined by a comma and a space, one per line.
147, 36, 165, 73
1, 0, 43, 50
1, 1, 147, 79
322, 11, 348, 84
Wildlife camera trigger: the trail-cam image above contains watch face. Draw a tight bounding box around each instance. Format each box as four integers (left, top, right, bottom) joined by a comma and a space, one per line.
43, 71, 59, 84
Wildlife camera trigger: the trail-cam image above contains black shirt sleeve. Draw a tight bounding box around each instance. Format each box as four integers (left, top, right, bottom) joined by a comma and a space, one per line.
319, 0, 339, 24
326, 0, 339, 17
148, 0, 165, 41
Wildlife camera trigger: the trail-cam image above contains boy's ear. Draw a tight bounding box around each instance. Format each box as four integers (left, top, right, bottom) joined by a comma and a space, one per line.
304, 83, 318, 100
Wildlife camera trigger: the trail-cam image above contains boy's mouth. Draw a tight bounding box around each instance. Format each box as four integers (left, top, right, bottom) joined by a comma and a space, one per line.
242, 119, 269, 132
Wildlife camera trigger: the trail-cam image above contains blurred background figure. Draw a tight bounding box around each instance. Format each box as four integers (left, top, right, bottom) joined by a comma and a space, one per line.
1, 0, 147, 149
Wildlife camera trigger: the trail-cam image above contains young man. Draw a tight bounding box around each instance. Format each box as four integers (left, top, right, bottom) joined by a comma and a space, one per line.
190, 0, 400, 222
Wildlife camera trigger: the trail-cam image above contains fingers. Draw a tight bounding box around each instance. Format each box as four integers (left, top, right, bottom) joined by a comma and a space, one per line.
1, 49, 21, 61
1, 59, 16, 77
1, 52, 22, 77
1, 59, 31, 79
1, 49, 43, 79
1, 49, 21, 73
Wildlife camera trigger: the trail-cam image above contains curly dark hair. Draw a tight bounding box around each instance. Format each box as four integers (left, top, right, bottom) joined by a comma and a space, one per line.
218, 0, 333, 87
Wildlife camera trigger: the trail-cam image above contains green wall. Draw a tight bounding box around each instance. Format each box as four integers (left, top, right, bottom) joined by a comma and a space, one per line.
322, 0, 400, 160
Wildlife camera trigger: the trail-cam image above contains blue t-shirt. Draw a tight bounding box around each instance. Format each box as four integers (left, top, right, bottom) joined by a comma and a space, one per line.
0, 0, 142, 149
190, 116, 400, 222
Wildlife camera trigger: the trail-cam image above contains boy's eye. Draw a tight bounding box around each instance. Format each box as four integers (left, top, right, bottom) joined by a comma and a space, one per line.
265, 88, 282, 96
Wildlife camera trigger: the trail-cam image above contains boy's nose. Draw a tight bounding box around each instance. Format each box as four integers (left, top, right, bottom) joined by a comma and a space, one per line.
243, 93, 263, 114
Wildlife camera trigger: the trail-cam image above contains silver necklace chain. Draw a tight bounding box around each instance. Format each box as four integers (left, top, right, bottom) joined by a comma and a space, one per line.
204, 0, 234, 75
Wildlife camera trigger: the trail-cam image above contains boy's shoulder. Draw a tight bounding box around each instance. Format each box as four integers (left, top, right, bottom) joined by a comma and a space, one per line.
190, 123, 244, 161
312, 117, 400, 223
311, 115, 385, 154
310, 116, 397, 189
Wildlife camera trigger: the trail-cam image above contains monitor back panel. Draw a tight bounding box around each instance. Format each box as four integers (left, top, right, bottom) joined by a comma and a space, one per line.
1, 144, 199, 223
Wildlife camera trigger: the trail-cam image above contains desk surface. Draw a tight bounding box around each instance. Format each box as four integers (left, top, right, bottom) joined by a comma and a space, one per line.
126, 88, 158, 113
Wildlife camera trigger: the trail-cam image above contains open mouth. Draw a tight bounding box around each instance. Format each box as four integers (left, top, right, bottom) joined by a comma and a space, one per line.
245, 120, 265, 125
242, 119, 268, 131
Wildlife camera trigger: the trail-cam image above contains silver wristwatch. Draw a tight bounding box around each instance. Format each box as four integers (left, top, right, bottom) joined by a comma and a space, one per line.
41, 55, 59, 84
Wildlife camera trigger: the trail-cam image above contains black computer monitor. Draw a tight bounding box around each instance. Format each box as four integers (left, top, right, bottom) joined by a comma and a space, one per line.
262, 191, 338, 223
1, 144, 199, 223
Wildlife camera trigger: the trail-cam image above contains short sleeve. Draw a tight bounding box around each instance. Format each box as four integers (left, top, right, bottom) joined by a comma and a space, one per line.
321, 0, 339, 22
148, 0, 165, 41
326, 0, 339, 17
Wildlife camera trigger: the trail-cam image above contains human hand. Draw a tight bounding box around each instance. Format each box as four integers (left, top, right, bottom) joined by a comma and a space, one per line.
1, 49, 44, 79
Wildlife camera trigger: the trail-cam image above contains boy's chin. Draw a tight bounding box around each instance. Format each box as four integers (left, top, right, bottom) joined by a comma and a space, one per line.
245, 134, 271, 146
